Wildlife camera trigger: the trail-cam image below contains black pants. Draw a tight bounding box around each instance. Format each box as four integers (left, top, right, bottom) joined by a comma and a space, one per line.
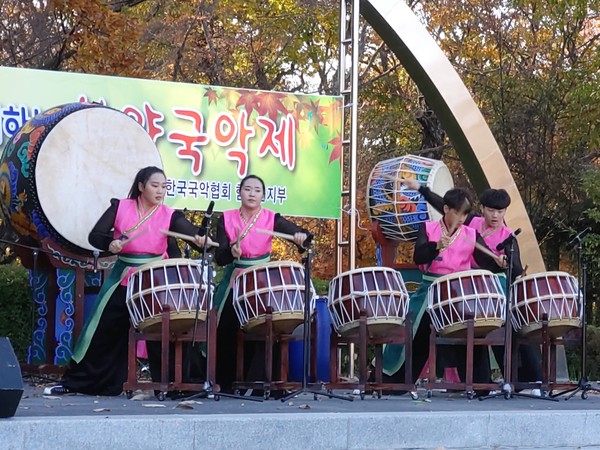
62, 286, 130, 396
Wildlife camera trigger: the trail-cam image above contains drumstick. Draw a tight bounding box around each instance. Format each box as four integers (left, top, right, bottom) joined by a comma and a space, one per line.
461, 234, 501, 260
120, 228, 149, 245
255, 228, 296, 242
159, 229, 219, 247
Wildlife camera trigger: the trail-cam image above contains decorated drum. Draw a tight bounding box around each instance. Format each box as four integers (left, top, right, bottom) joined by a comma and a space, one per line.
511, 271, 581, 337
126, 258, 211, 333
368, 155, 454, 241
233, 261, 316, 334
0, 102, 162, 255
328, 267, 409, 337
427, 270, 506, 337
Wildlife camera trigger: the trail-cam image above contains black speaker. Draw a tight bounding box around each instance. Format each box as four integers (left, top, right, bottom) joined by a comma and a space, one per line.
0, 337, 23, 418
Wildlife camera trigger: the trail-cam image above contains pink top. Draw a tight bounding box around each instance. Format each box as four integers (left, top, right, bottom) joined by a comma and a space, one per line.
223, 208, 276, 258
468, 216, 514, 256
113, 198, 174, 284
420, 221, 477, 275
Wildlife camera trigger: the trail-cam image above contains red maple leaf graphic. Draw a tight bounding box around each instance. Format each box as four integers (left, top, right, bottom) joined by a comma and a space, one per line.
236, 90, 261, 116
328, 133, 342, 164
204, 87, 219, 105
255, 92, 289, 119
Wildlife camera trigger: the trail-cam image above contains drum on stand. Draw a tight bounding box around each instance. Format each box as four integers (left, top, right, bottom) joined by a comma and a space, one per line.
233, 261, 316, 334
367, 155, 454, 241
327, 267, 409, 337
427, 270, 506, 337
511, 271, 581, 338
0, 102, 162, 255
126, 258, 211, 334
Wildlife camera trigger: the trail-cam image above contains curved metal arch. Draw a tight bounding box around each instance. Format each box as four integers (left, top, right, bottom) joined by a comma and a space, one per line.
361, 0, 544, 273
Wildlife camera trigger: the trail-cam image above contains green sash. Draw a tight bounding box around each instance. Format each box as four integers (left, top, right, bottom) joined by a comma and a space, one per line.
71, 254, 162, 363
383, 274, 438, 376
213, 254, 271, 321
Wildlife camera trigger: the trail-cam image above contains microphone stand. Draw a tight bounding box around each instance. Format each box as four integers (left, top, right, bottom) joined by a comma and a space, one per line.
184, 213, 257, 402
479, 238, 556, 402
282, 244, 353, 402
550, 232, 600, 399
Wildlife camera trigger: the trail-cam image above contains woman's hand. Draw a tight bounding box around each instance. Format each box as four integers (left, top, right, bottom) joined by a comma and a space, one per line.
231, 241, 242, 258
193, 235, 217, 248
401, 178, 421, 191
108, 239, 123, 254
293, 232, 308, 248
494, 254, 508, 269
436, 235, 451, 252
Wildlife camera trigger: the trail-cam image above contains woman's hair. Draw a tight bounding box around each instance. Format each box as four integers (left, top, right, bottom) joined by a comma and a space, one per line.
443, 188, 472, 214
479, 188, 511, 210
128, 166, 165, 199
239, 174, 266, 194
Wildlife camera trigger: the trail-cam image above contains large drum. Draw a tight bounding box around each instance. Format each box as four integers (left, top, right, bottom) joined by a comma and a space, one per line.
233, 261, 315, 334
368, 155, 454, 241
126, 259, 210, 333
511, 271, 581, 337
328, 267, 409, 337
428, 270, 506, 337
0, 102, 162, 254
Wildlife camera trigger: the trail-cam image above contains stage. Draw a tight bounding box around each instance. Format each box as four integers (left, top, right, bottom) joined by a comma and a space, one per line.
3, 381, 600, 449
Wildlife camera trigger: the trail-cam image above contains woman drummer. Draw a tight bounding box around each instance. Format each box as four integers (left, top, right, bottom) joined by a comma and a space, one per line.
382, 188, 505, 389
402, 178, 541, 385
213, 174, 310, 392
45, 166, 213, 396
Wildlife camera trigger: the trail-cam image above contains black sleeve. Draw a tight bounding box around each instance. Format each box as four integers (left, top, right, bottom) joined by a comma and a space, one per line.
418, 186, 444, 215
167, 237, 182, 258
88, 199, 119, 251
274, 214, 311, 251
214, 214, 234, 266
170, 210, 205, 253
473, 232, 501, 270
413, 223, 440, 265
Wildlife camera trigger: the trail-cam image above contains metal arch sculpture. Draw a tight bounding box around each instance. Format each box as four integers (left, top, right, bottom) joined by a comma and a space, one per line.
361, 0, 545, 273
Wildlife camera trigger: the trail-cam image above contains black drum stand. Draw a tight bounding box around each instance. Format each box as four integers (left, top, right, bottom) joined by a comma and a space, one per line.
550, 229, 600, 400
281, 245, 353, 402
479, 239, 556, 402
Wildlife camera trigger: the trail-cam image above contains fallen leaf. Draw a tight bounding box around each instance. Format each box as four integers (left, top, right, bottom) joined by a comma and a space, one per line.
42, 395, 62, 400
142, 403, 167, 408
129, 393, 149, 401
93, 408, 110, 412
299, 404, 311, 409
175, 404, 194, 410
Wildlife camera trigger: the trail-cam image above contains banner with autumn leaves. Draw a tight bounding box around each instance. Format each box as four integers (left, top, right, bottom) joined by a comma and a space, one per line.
0, 66, 342, 218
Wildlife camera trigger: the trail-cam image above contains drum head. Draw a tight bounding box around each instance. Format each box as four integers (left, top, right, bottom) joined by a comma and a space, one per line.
35, 107, 162, 252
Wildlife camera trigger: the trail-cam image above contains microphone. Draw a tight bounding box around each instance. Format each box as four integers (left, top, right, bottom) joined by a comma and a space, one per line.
496, 228, 522, 251
566, 227, 591, 250
92, 250, 99, 273
198, 201, 215, 237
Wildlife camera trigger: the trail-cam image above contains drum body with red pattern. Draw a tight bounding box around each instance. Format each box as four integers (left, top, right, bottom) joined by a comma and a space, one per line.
327, 267, 409, 337
511, 271, 581, 337
427, 270, 506, 337
126, 258, 210, 333
233, 261, 315, 334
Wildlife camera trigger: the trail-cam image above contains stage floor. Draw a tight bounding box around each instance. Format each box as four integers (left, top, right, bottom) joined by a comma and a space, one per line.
13, 379, 600, 418
4, 379, 600, 449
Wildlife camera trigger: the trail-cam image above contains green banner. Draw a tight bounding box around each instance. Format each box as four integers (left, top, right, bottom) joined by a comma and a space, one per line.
0, 67, 342, 218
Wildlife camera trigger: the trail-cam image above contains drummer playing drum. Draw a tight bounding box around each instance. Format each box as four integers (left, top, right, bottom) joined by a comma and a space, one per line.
382, 188, 506, 391
213, 174, 311, 394
402, 178, 542, 384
